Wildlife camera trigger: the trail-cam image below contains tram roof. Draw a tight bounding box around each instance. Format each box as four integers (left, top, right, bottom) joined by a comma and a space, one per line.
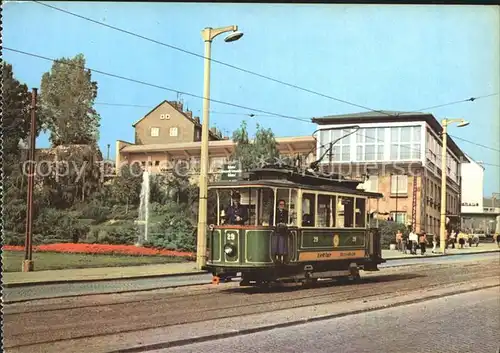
209, 174, 383, 199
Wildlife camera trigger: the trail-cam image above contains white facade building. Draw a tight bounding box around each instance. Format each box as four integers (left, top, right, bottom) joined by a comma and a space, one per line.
312, 111, 467, 234
460, 155, 484, 214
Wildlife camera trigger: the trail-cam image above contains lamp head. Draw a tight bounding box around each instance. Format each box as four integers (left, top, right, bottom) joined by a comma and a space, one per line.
224, 31, 244, 42
457, 120, 470, 127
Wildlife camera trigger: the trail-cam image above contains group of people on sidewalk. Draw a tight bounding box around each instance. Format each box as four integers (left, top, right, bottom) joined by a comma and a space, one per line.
394, 226, 484, 256
395, 227, 430, 255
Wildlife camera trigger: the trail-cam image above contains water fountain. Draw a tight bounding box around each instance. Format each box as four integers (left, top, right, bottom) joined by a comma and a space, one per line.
136, 171, 150, 245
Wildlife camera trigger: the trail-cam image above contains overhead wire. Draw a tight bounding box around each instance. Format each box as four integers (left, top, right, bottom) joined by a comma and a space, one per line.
33, 1, 499, 119
29, 0, 407, 117
4, 47, 311, 124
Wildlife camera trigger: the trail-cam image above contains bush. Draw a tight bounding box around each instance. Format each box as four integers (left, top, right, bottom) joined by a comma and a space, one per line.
76, 201, 111, 224
379, 220, 408, 247
145, 201, 196, 251
109, 205, 139, 220
96, 223, 138, 245
3, 231, 25, 246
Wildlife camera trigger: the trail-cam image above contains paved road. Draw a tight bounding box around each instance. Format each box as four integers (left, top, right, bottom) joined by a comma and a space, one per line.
4, 252, 499, 303
162, 286, 500, 353
4, 255, 499, 353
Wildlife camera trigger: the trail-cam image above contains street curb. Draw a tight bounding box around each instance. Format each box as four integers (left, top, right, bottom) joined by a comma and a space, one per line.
2, 270, 208, 288
3, 249, 499, 289
110, 283, 500, 353
385, 249, 500, 261
2, 280, 212, 304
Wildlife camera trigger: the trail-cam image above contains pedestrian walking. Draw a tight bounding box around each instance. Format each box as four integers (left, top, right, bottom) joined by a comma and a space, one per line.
458, 231, 465, 249
396, 230, 403, 252
467, 233, 473, 248
432, 233, 438, 253
419, 231, 428, 255
402, 228, 409, 254
409, 230, 418, 255
473, 233, 480, 247
494, 233, 500, 248
450, 229, 456, 249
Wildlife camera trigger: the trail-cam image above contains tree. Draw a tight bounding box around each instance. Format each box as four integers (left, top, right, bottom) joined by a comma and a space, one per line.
2, 62, 46, 242
110, 163, 143, 212
39, 54, 100, 146
231, 121, 281, 170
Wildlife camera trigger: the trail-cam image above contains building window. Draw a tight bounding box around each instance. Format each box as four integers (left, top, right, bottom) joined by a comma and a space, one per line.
169, 127, 178, 137
391, 174, 408, 195
322, 128, 354, 162
391, 212, 407, 224
150, 127, 160, 137
390, 126, 421, 160
355, 128, 385, 161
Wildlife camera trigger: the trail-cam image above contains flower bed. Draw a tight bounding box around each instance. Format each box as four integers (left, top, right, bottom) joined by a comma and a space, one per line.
2, 243, 194, 258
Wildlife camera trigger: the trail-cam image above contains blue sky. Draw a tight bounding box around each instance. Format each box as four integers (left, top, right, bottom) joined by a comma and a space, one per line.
4, 2, 499, 195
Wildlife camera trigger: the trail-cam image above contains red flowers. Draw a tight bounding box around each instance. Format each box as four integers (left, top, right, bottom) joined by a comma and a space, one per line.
2, 244, 194, 258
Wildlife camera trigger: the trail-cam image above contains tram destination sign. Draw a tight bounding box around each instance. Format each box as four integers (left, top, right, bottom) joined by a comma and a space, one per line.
220, 162, 242, 181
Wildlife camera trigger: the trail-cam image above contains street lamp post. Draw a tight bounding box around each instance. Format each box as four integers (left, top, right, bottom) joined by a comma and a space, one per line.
197, 25, 243, 270
439, 118, 470, 254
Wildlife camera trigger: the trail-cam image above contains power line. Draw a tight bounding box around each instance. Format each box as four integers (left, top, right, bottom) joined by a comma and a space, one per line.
410, 93, 499, 113
33, 1, 499, 119
29, 1, 500, 121
448, 134, 500, 153
4, 47, 312, 124
32, 1, 400, 117
95, 102, 310, 119
5, 49, 498, 166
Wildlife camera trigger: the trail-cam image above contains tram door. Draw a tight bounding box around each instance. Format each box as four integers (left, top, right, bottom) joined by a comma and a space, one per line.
270, 188, 297, 263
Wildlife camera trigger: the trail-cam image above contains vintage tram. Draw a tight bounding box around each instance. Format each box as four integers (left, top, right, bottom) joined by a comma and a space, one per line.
203, 165, 385, 287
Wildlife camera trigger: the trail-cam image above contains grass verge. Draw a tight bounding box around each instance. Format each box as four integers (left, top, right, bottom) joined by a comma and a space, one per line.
1, 251, 189, 272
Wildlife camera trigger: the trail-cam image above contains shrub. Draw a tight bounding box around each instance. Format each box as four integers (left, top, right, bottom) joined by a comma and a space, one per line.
76, 201, 112, 224
96, 223, 138, 245
145, 201, 196, 251
379, 220, 408, 247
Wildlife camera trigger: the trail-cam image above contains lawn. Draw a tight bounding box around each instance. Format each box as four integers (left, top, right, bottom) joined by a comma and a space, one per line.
1, 251, 190, 272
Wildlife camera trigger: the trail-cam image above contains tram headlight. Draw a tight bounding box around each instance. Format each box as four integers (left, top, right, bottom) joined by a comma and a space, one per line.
224, 243, 236, 256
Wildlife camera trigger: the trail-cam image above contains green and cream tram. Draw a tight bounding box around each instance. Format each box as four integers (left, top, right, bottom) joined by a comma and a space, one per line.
203, 167, 385, 287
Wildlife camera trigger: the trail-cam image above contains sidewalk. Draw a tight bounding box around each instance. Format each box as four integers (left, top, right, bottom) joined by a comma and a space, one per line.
3, 243, 499, 287
383, 242, 500, 260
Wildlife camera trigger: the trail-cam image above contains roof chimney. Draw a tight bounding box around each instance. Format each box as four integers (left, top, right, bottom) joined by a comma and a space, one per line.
186, 110, 193, 119
194, 116, 200, 124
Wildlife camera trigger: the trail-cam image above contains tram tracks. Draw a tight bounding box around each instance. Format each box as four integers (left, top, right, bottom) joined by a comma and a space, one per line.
4, 260, 499, 350
3, 261, 467, 316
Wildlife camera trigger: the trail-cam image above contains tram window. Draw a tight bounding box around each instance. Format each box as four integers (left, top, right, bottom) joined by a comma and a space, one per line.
317, 195, 334, 227
302, 193, 316, 226
337, 196, 354, 228
218, 189, 253, 226
239, 188, 258, 225
355, 198, 366, 227
272, 188, 298, 226
217, 189, 233, 225
207, 189, 218, 225
258, 188, 275, 226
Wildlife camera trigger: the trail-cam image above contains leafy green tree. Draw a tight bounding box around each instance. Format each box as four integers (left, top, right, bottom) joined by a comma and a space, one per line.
231, 121, 281, 170
110, 163, 143, 212
2, 62, 48, 241
39, 54, 100, 146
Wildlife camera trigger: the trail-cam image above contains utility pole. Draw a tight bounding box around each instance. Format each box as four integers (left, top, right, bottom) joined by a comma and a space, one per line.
106, 143, 110, 161
23, 88, 37, 272
196, 25, 242, 270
